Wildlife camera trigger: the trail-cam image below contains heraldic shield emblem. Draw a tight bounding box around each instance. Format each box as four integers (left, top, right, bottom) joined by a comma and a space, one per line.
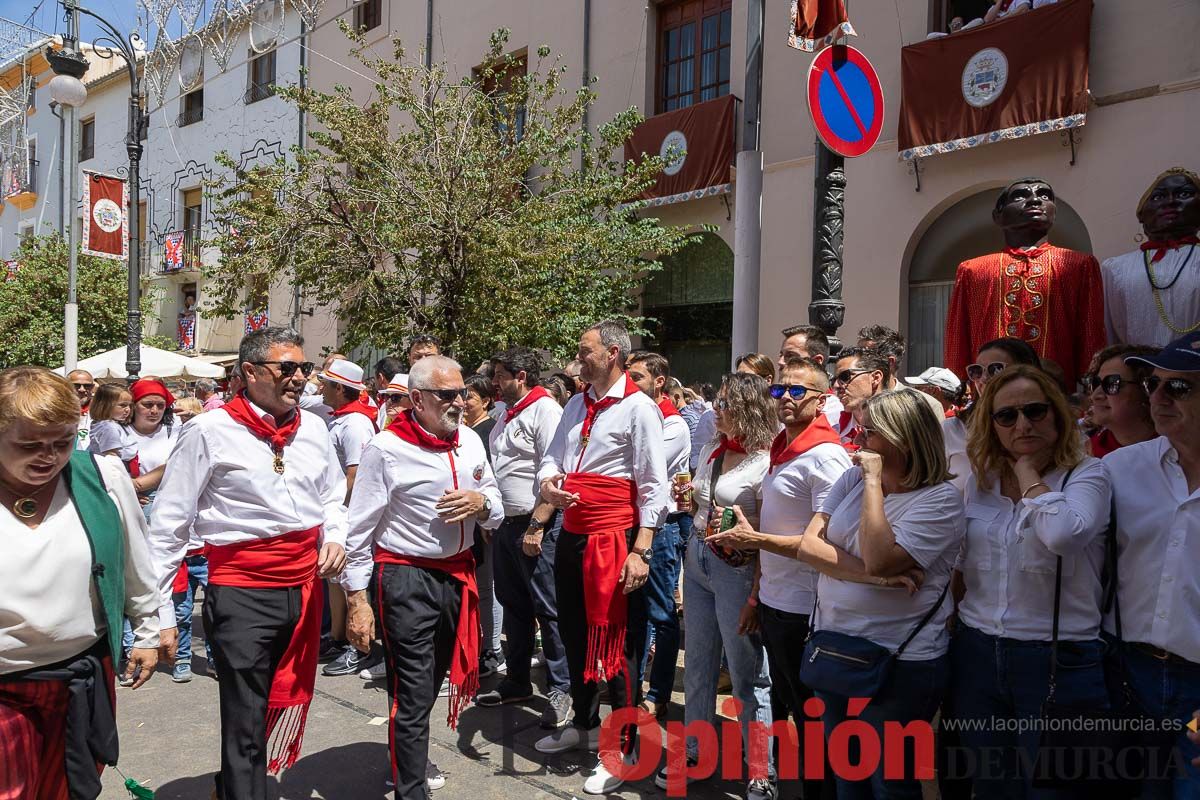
961, 47, 1009, 108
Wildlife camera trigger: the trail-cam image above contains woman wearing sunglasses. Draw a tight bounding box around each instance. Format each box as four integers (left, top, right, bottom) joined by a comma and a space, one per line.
948, 364, 1110, 798
1081, 344, 1158, 457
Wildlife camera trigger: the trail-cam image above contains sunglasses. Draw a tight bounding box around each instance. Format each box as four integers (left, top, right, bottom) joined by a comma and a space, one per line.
251, 360, 315, 378
385, 393, 409, 404
72, 382, 95, 390
855, 425, 880, 439
967, 361, 1007, 381
769, 383, 820, 400
991, 401, 1051, 427
1080, 374, 1136, 396
415, 387, 468, 403
1142, 376, 1194, 400
833, 369, 871, 387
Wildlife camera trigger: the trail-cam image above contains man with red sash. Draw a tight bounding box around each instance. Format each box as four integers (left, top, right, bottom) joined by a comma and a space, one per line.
148, 327, 348, 800
944, 178, 1105, 388
757, 356, 852, 800
626, 350, 691, 720
535, 320, 669, 795
342, 355, 503, 800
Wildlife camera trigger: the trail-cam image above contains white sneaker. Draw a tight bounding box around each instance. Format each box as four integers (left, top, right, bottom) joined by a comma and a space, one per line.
583, 752, 631, 795
426, 760, 445, 791
746, 777, 777, 800
358, 661, 386, 681
531, 648, 546, 668
534, 725, 600, 754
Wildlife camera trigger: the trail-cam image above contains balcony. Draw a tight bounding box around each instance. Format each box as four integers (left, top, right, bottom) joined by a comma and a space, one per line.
244, 82, 274, 105
624, 94, 738, 207
144, 231, 203, 277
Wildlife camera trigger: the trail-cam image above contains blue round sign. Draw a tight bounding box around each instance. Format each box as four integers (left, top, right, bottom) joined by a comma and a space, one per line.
806, 45, 885, 158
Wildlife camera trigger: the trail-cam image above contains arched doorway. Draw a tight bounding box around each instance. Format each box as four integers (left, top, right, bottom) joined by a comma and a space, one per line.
643, 231, 734, 385
906, 190, 1092, 374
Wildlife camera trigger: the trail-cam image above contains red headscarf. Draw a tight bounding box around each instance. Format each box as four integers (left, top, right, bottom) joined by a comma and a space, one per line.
130, 379, 176, 407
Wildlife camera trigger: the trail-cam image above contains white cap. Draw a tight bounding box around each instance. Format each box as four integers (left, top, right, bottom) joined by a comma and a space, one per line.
904, 367, 961, 395
320, 359, 366, 391
380, 373, 410, 395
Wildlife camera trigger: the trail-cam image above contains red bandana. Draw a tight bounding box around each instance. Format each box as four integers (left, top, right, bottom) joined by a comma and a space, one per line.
222, 392, 302, 471
1003, 243, 1052, 261
708, 434, 747, 463
581, 374, 640, 446
1141, 236, 1199, 263
769, 416, 842, 473
657, 396, 681, 419
837, 410, 861, 453
503, 385, 551, 423
331, 397, 380, 432
1089, 428, 1122, 458
386, 409, 458, 452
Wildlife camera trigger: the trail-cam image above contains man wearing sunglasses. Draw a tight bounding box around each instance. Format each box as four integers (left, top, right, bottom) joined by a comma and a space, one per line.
148, 327, 348, 800
830, 347, 890, 445
342, 354, 502, 800
1102, 330, 1200, 795
777, 323, 845, 429
67, 369, 95, 451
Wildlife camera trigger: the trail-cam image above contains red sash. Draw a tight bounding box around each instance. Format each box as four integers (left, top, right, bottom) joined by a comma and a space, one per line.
561, 473, 638, 684
206, 527, 323, 773
768, 416, 842, 474
657, 396, 681, 419
1141, 236, 1199, 264
373, 549, 478, 729
331, 398, 380, 432
504, 385, 551, 423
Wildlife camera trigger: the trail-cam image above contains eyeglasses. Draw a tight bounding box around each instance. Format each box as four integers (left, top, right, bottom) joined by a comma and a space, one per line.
72, 382, 95, 390
250, 360, 315, 378
414, 387, 468, 403
967, 361, 1007, 382
385, 393, 409, 404
855, 425, 880, 439
769, 383, 820, 400
833, 369, 871, 387
991, 401, 1051, 427
1080, 373, 1136, 396
1142, 376, 1194, 401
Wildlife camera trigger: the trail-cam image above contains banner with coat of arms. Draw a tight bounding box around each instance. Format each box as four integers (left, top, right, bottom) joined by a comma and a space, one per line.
897, 0, 1091, 161
81, 171, 129, 260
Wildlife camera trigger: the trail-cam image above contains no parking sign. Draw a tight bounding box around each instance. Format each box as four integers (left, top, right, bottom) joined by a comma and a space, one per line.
806, 45, 884, 158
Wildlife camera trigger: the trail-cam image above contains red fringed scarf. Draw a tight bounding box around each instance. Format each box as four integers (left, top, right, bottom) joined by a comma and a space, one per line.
206, 527, 323, 773
331, 397, 380, 432
769, 416, 842, 474
708, 434, 746, 463
504, 385, 551, 423
657, 396, 681, 419
223, 392, 302, 461
1141, 236, 1199, 263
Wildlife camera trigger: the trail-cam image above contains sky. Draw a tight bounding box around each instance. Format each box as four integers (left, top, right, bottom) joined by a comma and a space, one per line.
1, 0, 162, 51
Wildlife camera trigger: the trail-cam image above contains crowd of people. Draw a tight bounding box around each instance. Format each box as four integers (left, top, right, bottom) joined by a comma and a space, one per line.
0, 170, 1198, 800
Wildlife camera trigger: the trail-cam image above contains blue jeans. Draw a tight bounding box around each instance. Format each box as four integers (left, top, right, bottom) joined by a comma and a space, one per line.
1119, 644, 1200, 799
173, 555, 213, 667
947, 624, 1109, 799
818, 654, 949, 800
641, 513, 689, 704
682, 533, 773, 776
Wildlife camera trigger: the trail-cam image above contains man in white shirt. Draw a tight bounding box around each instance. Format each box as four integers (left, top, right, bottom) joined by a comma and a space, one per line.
534, 320, 670, 795
778, 324, 845, 429
343, 355, 503, 800
67, 370, 94, 450
474, 347, 572, 728
626, 350, 691, 720
1104, 331, 1200, 794
148, 327, 348, 800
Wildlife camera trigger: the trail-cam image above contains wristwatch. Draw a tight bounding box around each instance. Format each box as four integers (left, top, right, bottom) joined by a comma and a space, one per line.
527, 518, 546, 533
480, 497, 492, 517
633, 547, 653, 565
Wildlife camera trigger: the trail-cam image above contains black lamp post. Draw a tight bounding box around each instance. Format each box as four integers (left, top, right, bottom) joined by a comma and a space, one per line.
47, 0, 147, 381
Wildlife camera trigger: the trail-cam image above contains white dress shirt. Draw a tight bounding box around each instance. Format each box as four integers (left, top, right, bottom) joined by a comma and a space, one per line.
758, 441, 853, 615
342, 424, 504, 591
1, 455, 161, 673
663, 413, 693, 482
328, 411, 376, 472
1103, 438, 1200, 662
538, 379, 670, 529
815, 471, 965, 660
489, 393, 563, 516
958, 458, 1110, 641
1102, 247, 1200, 347
148, 401, 349, 606
822, 392, 845, 430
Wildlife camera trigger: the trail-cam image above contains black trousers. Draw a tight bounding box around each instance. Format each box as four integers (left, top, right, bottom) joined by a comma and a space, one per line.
375, 562, 461, 800
555, 526, 648, 749
203, 584, 302, 800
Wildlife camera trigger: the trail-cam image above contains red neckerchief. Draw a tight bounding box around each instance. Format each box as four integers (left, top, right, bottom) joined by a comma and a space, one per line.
837, 410, 861, 453
223, 392, 302, 460
1141, 236, 1199, 263
331, 397, 380, 432
657, 396, 681, 419
1003, 242, 1052, 261
504, 385, 551, 423
386, 409, 458, 452
768, 416, 842, 473
580, 374, 640, 446
80, 404, 90, 416
708, 434, 747, 463
1089, 428, 1122, 458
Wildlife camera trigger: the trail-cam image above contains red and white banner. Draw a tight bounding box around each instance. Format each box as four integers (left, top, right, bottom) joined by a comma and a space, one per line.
81, 171, 128, 261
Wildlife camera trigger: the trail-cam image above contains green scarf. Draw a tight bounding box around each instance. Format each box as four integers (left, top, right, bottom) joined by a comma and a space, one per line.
61, 450, 127, 662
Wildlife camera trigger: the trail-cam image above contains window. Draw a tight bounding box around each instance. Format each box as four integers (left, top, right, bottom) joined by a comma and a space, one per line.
657, 0, 732, 113
353, 0, 381, 32
19, 223, 33, 242
477, 54, 527, 144
25, 139, 36, 194
79, 117, 95, 161
180, 88, 203, 126
182, 187, 202, 269
246, 50, 276, 104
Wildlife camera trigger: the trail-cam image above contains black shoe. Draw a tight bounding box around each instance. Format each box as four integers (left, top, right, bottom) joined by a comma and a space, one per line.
319, 639, 348, 663
478, 650, 507, 679
322, 646, 371, 676
475, 680, 534, 707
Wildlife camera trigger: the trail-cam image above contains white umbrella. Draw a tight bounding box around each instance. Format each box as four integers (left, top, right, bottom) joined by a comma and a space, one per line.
54, 346, 227, 380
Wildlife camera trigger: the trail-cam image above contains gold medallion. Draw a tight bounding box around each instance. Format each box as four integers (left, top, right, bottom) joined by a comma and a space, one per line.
12, 497, 37, 518
273, 453, 285, 474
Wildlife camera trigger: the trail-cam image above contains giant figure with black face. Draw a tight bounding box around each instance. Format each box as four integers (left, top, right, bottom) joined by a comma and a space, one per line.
1102, 167, 1200, 347
944, 178, 1105, 389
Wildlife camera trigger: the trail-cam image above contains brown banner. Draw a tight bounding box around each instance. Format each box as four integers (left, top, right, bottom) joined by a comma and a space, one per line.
81, 171, 128, 261
898, 0, 1091, 160
625, 95, 735, 204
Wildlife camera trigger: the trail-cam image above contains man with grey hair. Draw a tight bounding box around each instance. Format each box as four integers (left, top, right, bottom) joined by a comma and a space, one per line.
535, 320, 669, 794
149, 326, 348, 800
343, 354, 503, 799
67, 369, 95, 450
195, 378, 225, 412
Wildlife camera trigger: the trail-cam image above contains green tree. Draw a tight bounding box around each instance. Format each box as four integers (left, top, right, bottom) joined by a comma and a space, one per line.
205, 28, 696, 366
0, 234, 156, 368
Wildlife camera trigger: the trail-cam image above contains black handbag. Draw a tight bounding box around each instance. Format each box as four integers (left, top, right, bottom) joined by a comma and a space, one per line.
799, 580, 949, 698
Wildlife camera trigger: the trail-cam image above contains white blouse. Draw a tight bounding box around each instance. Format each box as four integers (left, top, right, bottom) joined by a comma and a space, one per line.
693, 443, 769, 533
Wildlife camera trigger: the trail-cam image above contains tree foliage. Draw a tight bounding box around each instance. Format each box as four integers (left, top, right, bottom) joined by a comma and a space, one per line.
205, 27, 696, 365
0, 234, 156, 368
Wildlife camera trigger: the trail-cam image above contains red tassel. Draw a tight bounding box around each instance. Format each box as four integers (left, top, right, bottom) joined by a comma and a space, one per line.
265, 704, 310, 773
583, 624, 628, 684
446, 668, 478, 730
